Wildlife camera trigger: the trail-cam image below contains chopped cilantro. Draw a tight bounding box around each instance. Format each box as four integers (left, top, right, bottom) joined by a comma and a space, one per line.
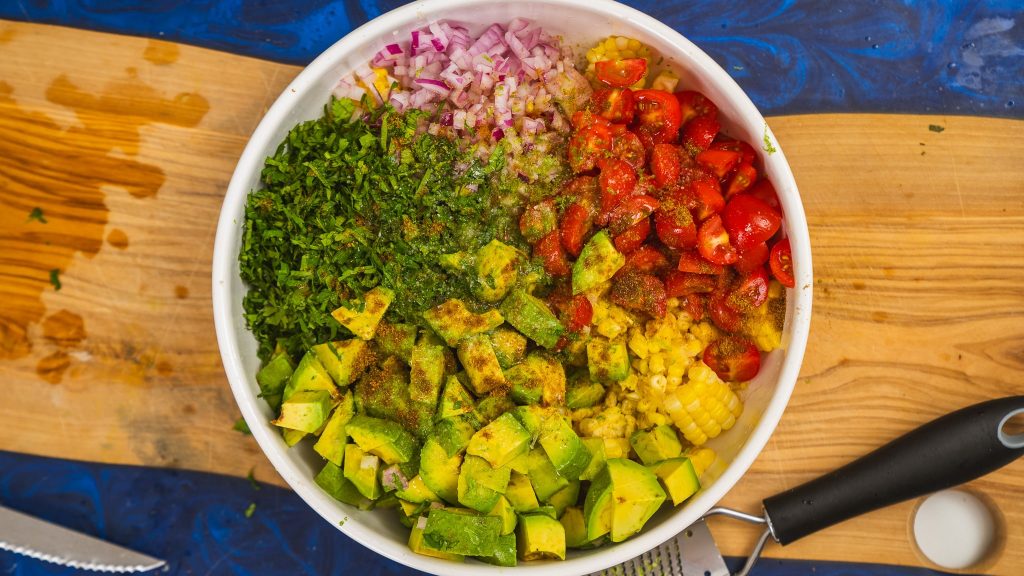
928, 124, 945, 133
761, 125, 777, 154
49, 269, 61, 291
244, 503, 256, 518
339, 516, 349, 527
27, 207, 47, 223
732, 65, 744, 71
233, 417, 252, 435
247, 467, 261, 490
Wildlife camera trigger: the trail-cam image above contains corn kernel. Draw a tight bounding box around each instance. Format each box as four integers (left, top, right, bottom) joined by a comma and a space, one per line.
628, 330, 650, 359
649, 353, 666, 375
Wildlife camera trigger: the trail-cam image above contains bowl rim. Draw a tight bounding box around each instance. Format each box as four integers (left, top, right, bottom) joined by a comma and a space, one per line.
212, 0, 813, 574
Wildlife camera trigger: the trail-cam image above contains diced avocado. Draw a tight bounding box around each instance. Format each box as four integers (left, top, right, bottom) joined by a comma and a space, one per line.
505, 472, 540, 513
458, 455, 511, 513
525, 447, 569, 501
438, 376, 476, 421
507, 451, 532, 475
538, 417, 592, 479
423, 299, 504, 346
579, 437, 608, 481
500, 289, 564, 349
566, 375, 606, 409
477, 532, 517, 567
314, 462, 374, 510
423, 509, 502, 556
516, 514, 566, 560
545, 480, 580, 518
467, 413, 532, 469
331, 286, 394, 340
594, 458, 667, 542
375, 492, 400, 509
510, 405, 556, 440
409, 341, 446, 405
420, 437, 462, 504
343, 444, 382, 500
474, 394, 516, 425
533, 505, 559, 519
312, 339, 370, 388
560, 506, 589, 548
395, 475, 441, 504
583, 466, 614, 541
354, 357, 433, 440
410, 517, 465, 561
587, 338, 630, 383
630, 424, 683, 466
488, 327, 527, 369
473, 239, 524, 303
649, 457, 701, 505
506, 352, 566, 406
313, 391, 355, 466
487, 495, 519, 535
256, 352, 294, 410
399, 498, 424, 518
432, 414, 477, 456
272, 389, 335, 433
346, 414, 418, 464
457, 335, 506, 395
375, 321, 418, 363
283, 351, 336, 402
572, 231, 625, 294
281, 428, 306, 447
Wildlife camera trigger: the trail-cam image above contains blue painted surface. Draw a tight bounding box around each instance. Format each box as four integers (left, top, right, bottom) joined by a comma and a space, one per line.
0, 0, 1021, 118
0, 450, 966, 576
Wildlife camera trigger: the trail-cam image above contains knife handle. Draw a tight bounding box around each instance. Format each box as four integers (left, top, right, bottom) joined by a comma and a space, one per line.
762, 396, 1024, 545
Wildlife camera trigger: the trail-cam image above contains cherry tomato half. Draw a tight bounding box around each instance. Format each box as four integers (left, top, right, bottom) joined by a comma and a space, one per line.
674, 90, 719, 125
769, 238, 795, 288
593, 88, 635, 124
709, 139, 756, 166
633, 89, 682, 148
534, 228, 570, 276
696, 149, 742, 179
682, 115, 720, 152
727, 266, 770, 313
721, 194, 782, 251
613, 217, 651, 254
607, 195, 659, 235
708, 289, 742, 333
561, 201, 594, 257
703, 336, 761, 382
664, 271, 717, 297
733, 241, 769, 274
725, 163, 757, 199
676, 249, 725, 275
564, 294, 594, 333
622, 245, 670, 274
697, 214, 738, 265
676, 177, 724, 222
679, 293, 707, 322
612, 130, 646, 173
654, 198, 697, 249
650, 143, 682, 188
570, 110, 612, 130
598, 159, 638, 218
568, 123, 613, 173
596, 58, 648, 88
747, 178, 781, 212
610, 272, 667, 317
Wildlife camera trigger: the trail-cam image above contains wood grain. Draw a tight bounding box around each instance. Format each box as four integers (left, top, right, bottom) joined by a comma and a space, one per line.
1, 21, 1022, 574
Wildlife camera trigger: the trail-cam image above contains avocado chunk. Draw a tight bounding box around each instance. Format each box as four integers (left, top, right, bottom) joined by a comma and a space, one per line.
560, 506, 589, 548
525, 447, 569, 501
422, 509, 502, 556
509, 405, 556, 440
423, 299, 504, 346
281, 428, 306, 447
474, 239, 525, 303
579, 437, 608, 481
545, 480, 580, 518
419, 437, 463, 504
272, 389, 336, 434
343, 443, 382, 500
587, 338, 630, 382
457, 335, 507, 395
629, 424, 683, 465
538, 417, 592, 479
506, 352, 566, 406
437, 375, 476, 421
330, 285, 394, 340
283, 351, 337, 402
374, 321, 418, 363
566, 375, 606, 409
488, 327, 527, 369
582, 465, 614, 541
487, 495, 519, 535
256, 352, 294, 410
474, 394, 516, 425
516, 513, 566, 560
572, 230, 625, 294
409, 340, 446, 405
346, 415, 419, 464
313, 390, 355, 466
499, 288, 564, 349
354, 357, 433, 439
649, 457, 701, 505
458, 455, 511, 513
505, 472, 540, 513
314, 462, 374, 510
477, 532, 517, 567
591, 458, 667, 542
312, 339, 370, 388
432, 414, 477, 456
467, 412, 532, 469
395, 475, 441, 504
409, 517, 465, 561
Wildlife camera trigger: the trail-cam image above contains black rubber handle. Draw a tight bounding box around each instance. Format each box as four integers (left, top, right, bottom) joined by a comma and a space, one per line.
762, 395, 1024, 545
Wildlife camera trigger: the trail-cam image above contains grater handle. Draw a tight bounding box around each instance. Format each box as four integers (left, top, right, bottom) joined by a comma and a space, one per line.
762, 395, 1024, 545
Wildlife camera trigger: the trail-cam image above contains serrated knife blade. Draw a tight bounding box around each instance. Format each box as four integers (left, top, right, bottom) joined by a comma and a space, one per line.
0, 505, 165, 573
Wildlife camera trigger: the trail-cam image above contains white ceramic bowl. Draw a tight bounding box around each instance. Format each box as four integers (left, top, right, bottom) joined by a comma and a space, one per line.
213, 1, 813, 574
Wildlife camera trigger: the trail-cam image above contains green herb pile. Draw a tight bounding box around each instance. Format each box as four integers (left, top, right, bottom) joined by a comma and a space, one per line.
239, 99, 523, 361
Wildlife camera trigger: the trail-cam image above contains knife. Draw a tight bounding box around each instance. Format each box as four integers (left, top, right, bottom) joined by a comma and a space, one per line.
0, 505, 166, 573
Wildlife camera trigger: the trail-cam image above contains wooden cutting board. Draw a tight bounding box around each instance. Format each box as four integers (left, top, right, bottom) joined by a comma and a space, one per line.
1, 21, 1022, 574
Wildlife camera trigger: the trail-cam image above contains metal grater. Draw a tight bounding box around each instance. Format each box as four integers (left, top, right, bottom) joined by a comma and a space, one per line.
590, 519, 730, 576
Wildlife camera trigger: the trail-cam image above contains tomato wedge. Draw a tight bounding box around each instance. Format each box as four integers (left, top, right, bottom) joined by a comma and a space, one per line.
654, 197, 697, 249
703, 336, 761, 381
593, 88, 635, 124
598, 159, 637, 217
650, 143, 682, 188
677, 177, 724, 222
613, 217, 651, 254
606, 195, 659, 234
561, 201, 593, 257
674, 90, 719, 125
633, 90, 682, 148
612, 130, 645, 172
596, 58, 648, 88
564, 294, 594, 332
664, 271, 717, 297
519, 199, 558, 243
727, 266, 770, 313
534, 229, 570, 276
622, 245, 670, 274
709, 139, 756, 165
725, 163, 757, 199
697, 214, 738, 265
721, 194, 782, 250
682, 115, 720, 152
733, 241, 769, 274
610, 272, 668, 317
708, 289, 742, 332
770, 238, 795, 288
568, 122, 613, 173
676, 249, 725, 275
696, 149, 742, 179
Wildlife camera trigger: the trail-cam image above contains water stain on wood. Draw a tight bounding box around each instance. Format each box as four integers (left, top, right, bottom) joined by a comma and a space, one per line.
37, 350, 70, 384
42, 309, 86, 346
156, 360, 174, 375
143, 40, 180, 65
174, 285, 189, 299
0, 26, 13, 44
852, 281, 866, 290
107, 228, 129, 249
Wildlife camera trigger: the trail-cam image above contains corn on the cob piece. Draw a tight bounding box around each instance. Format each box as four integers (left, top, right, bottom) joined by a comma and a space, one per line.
663, 363, 743, 446
684, 447, 717, 477
584, 36, 651, 89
